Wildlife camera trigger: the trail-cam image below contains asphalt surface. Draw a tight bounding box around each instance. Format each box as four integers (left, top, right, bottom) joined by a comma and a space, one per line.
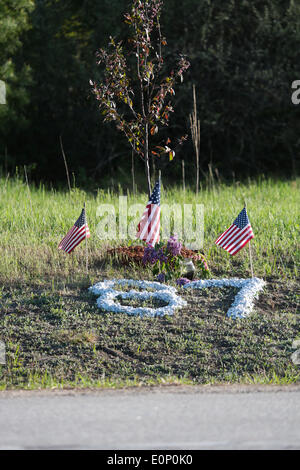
0, 385, 299, 450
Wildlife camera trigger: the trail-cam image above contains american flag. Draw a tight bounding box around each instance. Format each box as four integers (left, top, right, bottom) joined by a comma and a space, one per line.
136, 180, 161, 247
215, 207, 254, 255
59, 208, 90, 254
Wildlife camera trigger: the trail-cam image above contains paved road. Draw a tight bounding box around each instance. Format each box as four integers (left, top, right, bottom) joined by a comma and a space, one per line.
0, 385, 299, 450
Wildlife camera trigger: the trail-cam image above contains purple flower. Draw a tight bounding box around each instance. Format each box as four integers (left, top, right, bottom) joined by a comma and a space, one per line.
176, 277, 190, 287
143, 245, 158, 265
167, 234, 182, 256
156, 273, 166, 283
157, 248, 168, 264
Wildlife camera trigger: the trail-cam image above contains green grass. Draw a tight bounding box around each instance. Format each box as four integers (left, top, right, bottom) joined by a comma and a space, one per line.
0, 175, 299, 281
0, 175, 299, 389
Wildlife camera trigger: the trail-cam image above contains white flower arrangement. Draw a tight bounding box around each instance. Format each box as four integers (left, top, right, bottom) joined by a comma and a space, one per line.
89, 279, 187, 317
89, 277, 265, 320
183, 277, 266, 319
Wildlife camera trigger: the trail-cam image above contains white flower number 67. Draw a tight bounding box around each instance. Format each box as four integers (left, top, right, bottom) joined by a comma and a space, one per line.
89, 277, 265, 319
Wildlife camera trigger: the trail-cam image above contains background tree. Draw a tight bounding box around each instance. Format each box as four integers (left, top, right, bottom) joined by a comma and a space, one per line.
163, 0, 300, 179
90, 0, 190, 196
0, 0, 299, 187
0, 0, 34, 165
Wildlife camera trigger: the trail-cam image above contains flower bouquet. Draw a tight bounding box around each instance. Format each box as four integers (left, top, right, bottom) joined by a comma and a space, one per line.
142, 234, 210, 283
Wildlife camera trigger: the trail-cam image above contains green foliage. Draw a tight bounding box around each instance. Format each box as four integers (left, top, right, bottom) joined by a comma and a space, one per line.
0, 0, 299, 184
91, 0, 190, 194
0, 176, 299, 388
0, 175, 298, 281
142, 236, 210, 282
0, 0, 34, 144
0, 0, 34, 63
0, 250, 299, 389
162, 0, 300, 178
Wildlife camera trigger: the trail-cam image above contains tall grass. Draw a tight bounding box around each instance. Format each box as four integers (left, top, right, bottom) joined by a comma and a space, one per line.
0, 175, 299, 282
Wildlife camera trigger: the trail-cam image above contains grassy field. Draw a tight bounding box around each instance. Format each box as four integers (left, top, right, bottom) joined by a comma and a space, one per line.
0, 175, 299, 389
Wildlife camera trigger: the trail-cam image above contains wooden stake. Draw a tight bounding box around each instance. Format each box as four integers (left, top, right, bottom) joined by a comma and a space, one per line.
59, 135, 71, 192
24, 165, 34, 218
189, 84, 200, 195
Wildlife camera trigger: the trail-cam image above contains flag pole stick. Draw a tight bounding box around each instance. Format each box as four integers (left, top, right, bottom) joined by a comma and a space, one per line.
84, 202, 89, 275
60, 135, 71, 192
244, 199, 254, 278
248, 240, 254, 278
24, 165, 34, 219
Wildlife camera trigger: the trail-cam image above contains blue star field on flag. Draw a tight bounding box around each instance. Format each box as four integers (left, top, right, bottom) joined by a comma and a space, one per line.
59, 208, 90, 254
233, 207, 250, 230
215, 207, 254, 255
148, 180, 161, 206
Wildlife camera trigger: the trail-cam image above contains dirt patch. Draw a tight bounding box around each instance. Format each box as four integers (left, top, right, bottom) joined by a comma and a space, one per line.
0, 277, 299, 389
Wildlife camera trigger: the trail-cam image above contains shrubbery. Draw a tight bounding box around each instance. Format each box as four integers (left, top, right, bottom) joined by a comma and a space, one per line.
0, 0, 299, 185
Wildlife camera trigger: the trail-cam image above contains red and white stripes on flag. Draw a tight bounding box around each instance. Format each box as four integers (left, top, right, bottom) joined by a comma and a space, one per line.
136, 180, 161, 247
59, 208, 90, 254
215, 207, 254, 256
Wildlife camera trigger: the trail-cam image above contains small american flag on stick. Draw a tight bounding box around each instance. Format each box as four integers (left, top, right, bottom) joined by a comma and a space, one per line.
59, 207, 90, 254
215, 207, 254, 255
136, 180, 161, 247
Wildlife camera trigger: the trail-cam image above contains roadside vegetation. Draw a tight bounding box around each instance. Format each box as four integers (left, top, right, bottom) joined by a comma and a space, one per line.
0, 176, 299, 389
